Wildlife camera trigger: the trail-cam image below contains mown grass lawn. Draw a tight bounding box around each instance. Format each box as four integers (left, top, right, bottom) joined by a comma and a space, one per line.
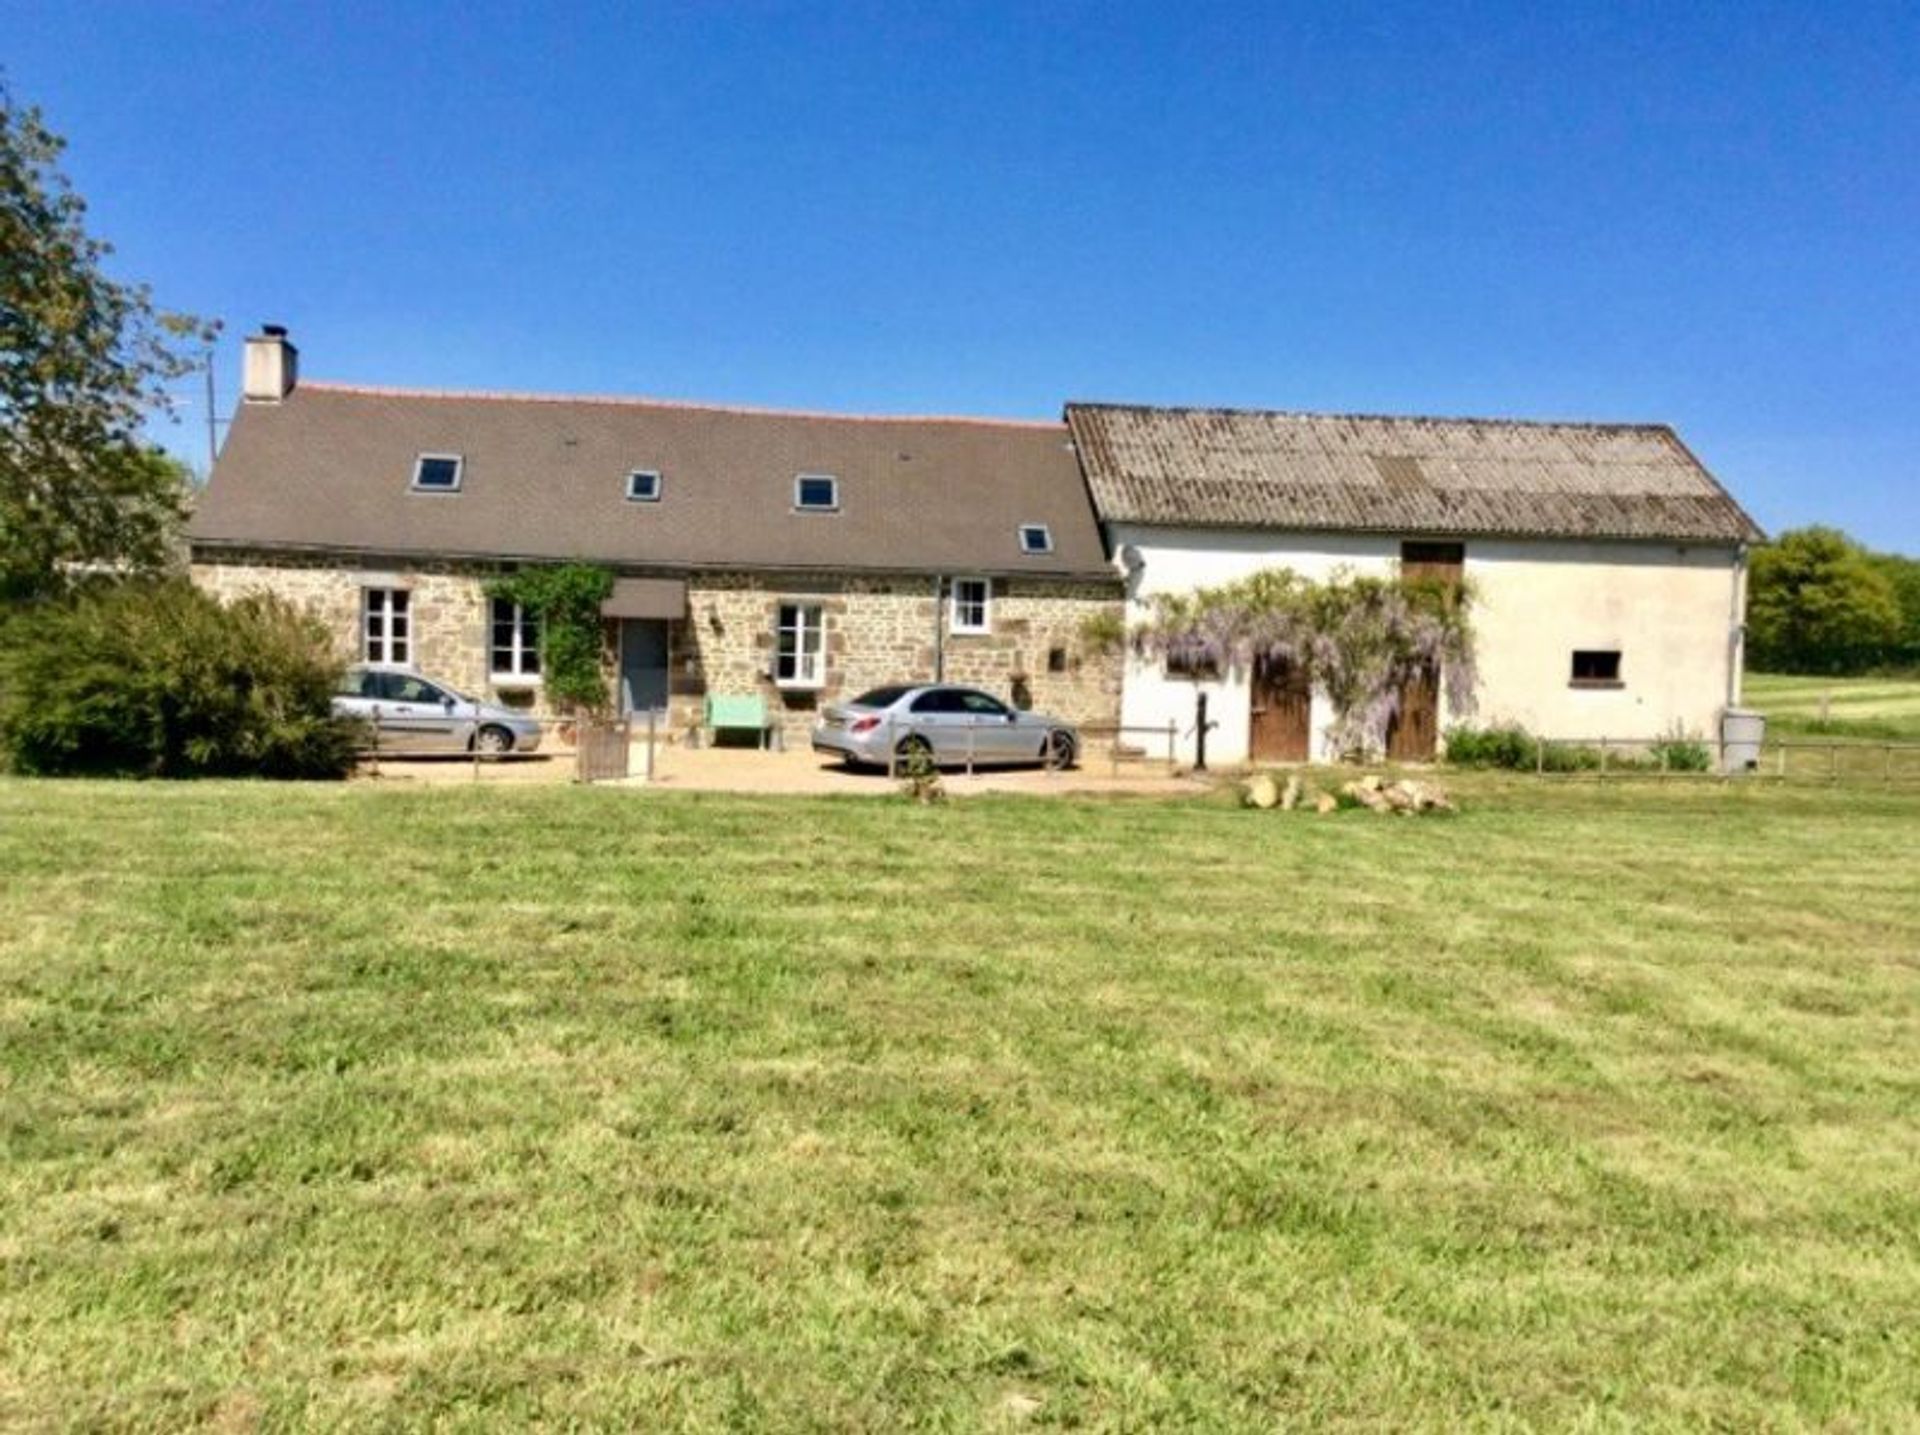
1747, 670, 1920, 741
3, 777, 1917, 1429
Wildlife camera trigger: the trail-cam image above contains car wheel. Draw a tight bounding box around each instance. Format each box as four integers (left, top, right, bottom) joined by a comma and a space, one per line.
474, 724, 515, 755
1044, 729, 1077, 770
894, 734, 933, 769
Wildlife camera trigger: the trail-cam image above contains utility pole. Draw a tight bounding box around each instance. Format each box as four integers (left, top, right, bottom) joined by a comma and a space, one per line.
204, 347, 218, 471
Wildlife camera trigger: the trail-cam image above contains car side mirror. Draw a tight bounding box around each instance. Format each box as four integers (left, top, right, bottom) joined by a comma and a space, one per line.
442, 696, 456, 711
1005, 711, 1018, 721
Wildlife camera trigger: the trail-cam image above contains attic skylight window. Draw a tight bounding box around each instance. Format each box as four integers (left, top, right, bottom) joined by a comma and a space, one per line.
626, 469, 662, 503
795, 474, 839, 512
411, 454, 463, 492
1018, 523, 1054, 555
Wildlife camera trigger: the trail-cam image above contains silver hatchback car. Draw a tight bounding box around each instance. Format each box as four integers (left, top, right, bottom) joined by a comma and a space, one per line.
333, 665, 544, 754
812, 684, 1078, 770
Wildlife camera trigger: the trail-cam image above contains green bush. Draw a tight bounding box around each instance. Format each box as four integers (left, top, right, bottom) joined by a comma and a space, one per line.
1441, 724, 1538, 770
1442, 723, 1603, 770
1444, 724, 1598, 772
0, 581, 360, 777
1447, 722, 1714, 774
1647, 727, 1713, 772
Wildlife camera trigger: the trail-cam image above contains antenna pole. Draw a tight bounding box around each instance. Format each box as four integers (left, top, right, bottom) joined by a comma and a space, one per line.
204, 347, 218, 472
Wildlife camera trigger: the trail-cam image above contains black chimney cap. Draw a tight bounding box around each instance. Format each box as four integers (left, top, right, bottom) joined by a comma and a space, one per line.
260, 323, 289, 339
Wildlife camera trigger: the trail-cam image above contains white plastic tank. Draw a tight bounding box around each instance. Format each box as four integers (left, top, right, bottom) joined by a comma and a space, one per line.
1721, 707, 1766, 773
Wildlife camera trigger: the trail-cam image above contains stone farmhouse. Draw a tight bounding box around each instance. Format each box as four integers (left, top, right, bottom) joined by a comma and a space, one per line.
190, 329, 1123, 748
189, 328, 1763, 762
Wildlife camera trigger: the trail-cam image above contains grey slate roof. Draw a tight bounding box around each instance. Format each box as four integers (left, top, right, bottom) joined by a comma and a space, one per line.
1064, 404, 1763, 544
191, 384, 1113, 579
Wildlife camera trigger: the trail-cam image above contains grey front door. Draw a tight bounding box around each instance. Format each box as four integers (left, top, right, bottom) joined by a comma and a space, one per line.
619, 619, 670, 714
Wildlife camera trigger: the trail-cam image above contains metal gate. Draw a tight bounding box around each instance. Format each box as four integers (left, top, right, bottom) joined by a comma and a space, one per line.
575, 720, 632, 783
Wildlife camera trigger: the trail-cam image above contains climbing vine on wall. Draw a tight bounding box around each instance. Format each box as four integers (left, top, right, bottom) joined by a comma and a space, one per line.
483, 564, 615, 714
1133, 565, 1479, 758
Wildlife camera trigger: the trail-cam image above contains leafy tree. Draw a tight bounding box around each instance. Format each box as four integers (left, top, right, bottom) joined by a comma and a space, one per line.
1746, 527, 1903, 673
1864, 550, 1920, 659
1, 81, 217, 602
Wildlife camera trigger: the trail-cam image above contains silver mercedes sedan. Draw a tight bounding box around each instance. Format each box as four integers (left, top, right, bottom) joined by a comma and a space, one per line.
812, 684, 1078, 770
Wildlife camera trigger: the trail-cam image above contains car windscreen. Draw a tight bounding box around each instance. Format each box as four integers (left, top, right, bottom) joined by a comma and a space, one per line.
848, 685, 913, 709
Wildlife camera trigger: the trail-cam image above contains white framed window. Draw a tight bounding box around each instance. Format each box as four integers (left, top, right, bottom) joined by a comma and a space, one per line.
1018, 523, 1053, 554
363, 587, 410, 663
626, 469, 662, 502
490, 598, 541, 681
412, 453, 464, 492
774, 602, 825, 688
794, 474, 839, 512
949, 576, 992, 635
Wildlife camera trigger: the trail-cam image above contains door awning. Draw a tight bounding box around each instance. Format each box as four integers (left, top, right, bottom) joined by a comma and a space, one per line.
601, 578, 688, 620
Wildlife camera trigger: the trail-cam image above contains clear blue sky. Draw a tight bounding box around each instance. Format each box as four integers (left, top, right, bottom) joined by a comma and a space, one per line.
6, 1, 1916, 548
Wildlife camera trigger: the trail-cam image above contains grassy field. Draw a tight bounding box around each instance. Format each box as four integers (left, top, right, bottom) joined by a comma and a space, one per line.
1747, 670, 1920, 741
3, 778, 1918, 1429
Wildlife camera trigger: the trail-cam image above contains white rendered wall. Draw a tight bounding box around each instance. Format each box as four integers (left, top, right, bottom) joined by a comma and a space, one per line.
1110, 524, 1742, 765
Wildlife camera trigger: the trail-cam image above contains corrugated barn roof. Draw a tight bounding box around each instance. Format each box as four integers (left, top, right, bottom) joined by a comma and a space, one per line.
1064, 404, 1764, 543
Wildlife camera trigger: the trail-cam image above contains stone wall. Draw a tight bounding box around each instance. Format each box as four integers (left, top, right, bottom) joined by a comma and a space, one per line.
191, 550, 1124, 743
191, 553, 503, 703
664, 571, 1123, 742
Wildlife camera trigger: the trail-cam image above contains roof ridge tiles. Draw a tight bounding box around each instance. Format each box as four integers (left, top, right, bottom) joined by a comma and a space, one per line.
297, 380, 1064, 431
1061, 400, 1676, 436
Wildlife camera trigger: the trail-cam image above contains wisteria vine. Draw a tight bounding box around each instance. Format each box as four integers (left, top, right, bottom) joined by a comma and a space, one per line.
1132, 566, 1479, 758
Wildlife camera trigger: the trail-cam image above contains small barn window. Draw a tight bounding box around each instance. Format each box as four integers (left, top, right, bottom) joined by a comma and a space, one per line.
626, 469, 662, 502
411, 454, 463, 491
1047, 646, 1069, 674
1401, 541, 1465, 567
1570, 650, 1623, 687
1165, 648, 1221, 682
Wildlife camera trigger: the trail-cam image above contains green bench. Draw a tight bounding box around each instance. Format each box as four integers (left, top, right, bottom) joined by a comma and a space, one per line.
703, 693, 777, 749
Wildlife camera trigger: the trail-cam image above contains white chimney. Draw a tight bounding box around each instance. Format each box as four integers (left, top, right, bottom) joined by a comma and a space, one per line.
242, 324, 298, 402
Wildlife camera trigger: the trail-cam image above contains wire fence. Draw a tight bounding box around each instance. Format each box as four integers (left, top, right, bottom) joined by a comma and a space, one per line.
355, 711, 660, 784
351, 708, 1185, 786
350, 712, 1920, 791
1076, 722, 1183, 778
1500, 735, 1920, 787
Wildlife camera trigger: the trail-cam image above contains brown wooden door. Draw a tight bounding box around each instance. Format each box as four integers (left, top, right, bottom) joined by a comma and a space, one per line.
1386, 665, 1438, 762
1250, 657, 1311, 763
1387, 541, 1462, 762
